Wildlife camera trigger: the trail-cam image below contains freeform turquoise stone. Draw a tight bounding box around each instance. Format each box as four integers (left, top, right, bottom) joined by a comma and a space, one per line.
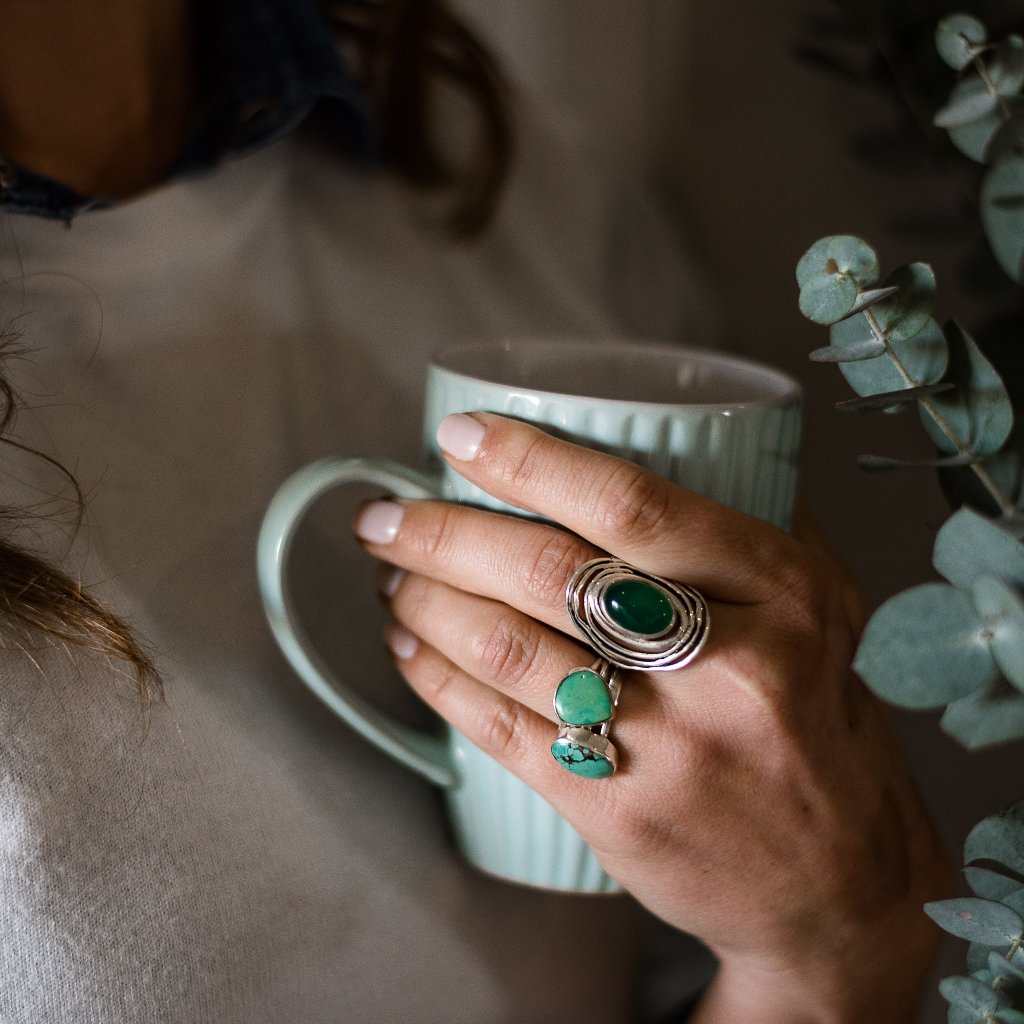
550, 737, 615, 779
554, 669, 612, 726
604, 579, 675, 636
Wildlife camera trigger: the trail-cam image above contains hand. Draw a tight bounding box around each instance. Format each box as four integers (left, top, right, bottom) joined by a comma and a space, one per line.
354, 412, 951, 1023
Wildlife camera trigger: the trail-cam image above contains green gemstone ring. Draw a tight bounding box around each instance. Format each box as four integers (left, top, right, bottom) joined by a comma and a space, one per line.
565, 558, 711, 672
550, 658, 621, 778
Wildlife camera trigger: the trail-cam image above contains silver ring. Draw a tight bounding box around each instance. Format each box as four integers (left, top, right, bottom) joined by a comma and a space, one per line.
566, 558, 710, 672
550, 658, 621, 779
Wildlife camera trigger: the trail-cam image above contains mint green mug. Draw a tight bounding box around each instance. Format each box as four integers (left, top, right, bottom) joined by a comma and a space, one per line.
257, 339, 802, 892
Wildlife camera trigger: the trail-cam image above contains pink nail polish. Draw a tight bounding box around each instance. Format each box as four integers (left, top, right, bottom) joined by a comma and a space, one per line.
377, 564, 406, 598
385, 623, 419, 660
355, 500, 404, 544
436, 413, 485, 461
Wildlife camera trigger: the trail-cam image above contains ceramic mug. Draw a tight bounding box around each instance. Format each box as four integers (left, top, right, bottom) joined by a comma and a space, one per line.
257, 339, 802, 892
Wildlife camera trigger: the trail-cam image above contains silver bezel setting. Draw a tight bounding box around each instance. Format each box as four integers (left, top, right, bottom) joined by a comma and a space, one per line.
566, 558, 711, 671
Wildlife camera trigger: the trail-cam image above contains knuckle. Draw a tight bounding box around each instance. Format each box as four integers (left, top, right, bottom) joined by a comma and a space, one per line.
521, 530, 588, 611
414, 652, 461, 706
473, 615, 540, 689
497, 430, 552, 493
476, 698, 527, 760
593, 463, 674, 544
416, 502, 461, 563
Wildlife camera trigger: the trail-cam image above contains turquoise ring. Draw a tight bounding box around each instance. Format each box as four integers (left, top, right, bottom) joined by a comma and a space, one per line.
566, 558, 711, 672
550, 659, 621, 779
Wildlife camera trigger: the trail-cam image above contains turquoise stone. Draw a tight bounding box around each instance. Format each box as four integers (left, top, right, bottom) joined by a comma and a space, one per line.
554, 669, 612, 726
550, 737, 615, 779
604, 579, 674, 636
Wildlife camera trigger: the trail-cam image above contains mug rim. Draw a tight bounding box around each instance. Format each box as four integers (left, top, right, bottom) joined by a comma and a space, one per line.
430, 338, 802, 411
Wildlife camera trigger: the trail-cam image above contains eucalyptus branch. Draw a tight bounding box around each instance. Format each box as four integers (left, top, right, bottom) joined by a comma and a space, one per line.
859, 301, 1018, 517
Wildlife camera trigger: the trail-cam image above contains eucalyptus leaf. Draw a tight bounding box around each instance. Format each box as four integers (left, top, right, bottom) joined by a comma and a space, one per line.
833, 316, 948, 396
939, 445, 1024, 521
936, 77, 1000, 128
858, 453, 974, 471
989, 950, 1024, 986
970, 942, 994, 973
846, 284, 901, 315
934, 508, 1024, 589
966, 867, 1024, 901
987, 115, 1024, 165
950, 108, 1003, 163
796, 235, 880, 289
799, 273, 860, 325
872, 263, 938, 343
992, 36, 1024, 98
921, 322, 1014, 457
948, 1005, 983, 1024
854, 583, 997, 708
966, 804, 1024, 875
927, 899, 1024, 945
939, 974, 1005, 1013
943, 680, 1024, 748
982, 156, 1024, 283
809, 339, 887, 362
936, 14, 988, 70
973, 576, 1024, 689
996, 1010, 1024, 1024
836, 382, 954, 413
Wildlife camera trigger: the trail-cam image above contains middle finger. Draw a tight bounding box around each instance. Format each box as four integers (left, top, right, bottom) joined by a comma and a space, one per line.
355, 497, 605, 636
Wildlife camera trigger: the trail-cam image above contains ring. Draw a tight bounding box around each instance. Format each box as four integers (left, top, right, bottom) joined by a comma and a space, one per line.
550, 659, 621, 779
565, 558, 710, 672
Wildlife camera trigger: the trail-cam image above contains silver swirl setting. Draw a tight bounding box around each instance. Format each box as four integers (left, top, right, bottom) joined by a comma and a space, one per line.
566, 558, 710, 672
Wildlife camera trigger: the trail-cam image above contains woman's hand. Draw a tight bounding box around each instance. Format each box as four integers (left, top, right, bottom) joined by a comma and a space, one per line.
354, 412, 951, 1024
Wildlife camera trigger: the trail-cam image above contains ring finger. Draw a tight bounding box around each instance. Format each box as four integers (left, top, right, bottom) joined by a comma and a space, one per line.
388, 570, 603, 723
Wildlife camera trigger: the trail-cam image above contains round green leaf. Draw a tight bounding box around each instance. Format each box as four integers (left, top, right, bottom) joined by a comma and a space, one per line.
921, 322, 1014, 457
799, 273, 859, 325
966, 804, 1024, 875
928, 899, 1024, 946
943, 682, 1024, 748
939, 973, 1005, 1013
948, 1005, 984, 1024
936, 77, 1000, 128
854, 583, 997, 708
934, 508, 1024, 589
936, 14, 988, 70
996, 1010, 1024, 1024
982, 155, 1024, 283
796, 235, 879, 288
809, 339, 887, 363
973, 576, 1024, 689
950, 108, 1003, 163
987, 115, 1024, 164
871, 263, 938, 343
832, 315, 948, 396
992, 36, 1024, 98
966, 867, 1024, 901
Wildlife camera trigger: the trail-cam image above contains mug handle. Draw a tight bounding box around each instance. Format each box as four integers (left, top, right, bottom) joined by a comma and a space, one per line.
257, 456, 458, 788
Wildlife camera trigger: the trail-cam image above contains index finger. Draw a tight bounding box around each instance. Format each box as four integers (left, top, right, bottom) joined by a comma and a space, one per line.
435, 412, 801, 603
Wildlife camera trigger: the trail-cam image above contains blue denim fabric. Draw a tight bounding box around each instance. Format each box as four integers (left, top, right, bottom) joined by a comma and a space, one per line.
0, 0, 375, 221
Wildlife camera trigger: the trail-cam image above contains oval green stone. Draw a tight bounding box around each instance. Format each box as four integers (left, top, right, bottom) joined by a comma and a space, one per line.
550, 737, 615, 779
603, 579, 675, 636
554, 669, 612, 726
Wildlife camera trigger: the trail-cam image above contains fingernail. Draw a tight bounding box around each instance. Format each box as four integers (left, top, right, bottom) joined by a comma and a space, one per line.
385, 623, 419, 660
376, 564, 406, 598
355, 500, 404, 544
436, 413, 485, 461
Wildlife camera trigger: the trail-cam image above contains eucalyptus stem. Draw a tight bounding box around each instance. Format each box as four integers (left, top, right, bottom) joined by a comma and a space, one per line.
860, 305, 1019, 518
973, 53, 1014, 122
